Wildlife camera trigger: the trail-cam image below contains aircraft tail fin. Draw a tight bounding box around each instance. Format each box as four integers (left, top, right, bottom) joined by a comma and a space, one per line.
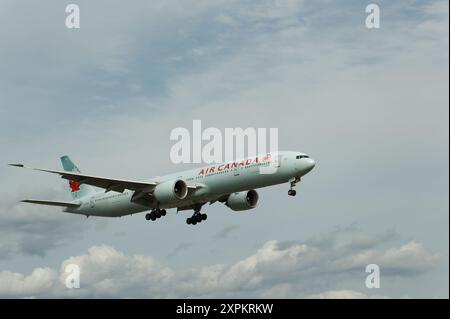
60, 155, 96, 199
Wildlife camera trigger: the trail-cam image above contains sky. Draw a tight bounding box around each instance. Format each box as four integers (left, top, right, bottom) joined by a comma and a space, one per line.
0, 0, 448, 298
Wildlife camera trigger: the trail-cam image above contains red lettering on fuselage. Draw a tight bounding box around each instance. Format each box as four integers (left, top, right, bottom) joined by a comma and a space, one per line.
197, 156, 261, 175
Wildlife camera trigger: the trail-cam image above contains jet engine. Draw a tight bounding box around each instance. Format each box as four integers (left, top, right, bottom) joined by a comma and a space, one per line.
226, 190, 259, 211
153, 179, 188, 203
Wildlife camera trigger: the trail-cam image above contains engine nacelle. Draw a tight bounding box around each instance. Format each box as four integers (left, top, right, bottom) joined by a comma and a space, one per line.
153, 179, 188, 203
226, 190, 259, 211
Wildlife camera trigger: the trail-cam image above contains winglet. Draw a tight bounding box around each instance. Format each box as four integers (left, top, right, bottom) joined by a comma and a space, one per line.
8, 163, 24, 168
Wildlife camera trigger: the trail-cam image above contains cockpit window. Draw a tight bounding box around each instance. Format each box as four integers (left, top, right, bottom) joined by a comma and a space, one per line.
296, 155, 309, 159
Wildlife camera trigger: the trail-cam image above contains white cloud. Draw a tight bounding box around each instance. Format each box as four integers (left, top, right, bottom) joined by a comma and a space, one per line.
308, 289, 385, 299
0, 268, 58, 297
0, 230, 439, 298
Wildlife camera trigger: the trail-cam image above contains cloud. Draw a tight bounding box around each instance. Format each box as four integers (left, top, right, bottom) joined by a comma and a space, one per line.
212, 225, 240, 240
0, 229, 439, 298
166, 242, 193, 259
220, 0, 304, 22
418, 0, 449, 45
0, 186, 98, 259
424, 0, 449, 16
0, 268, 58, 297
307, 290, 385, 299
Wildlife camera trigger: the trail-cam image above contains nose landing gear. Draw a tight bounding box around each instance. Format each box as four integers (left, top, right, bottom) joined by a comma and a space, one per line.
288, 177, 300, 196
145, 209, 167, 221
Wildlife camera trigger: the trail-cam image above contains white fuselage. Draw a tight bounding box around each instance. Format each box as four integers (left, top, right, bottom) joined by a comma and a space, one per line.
66, 151, 316, 217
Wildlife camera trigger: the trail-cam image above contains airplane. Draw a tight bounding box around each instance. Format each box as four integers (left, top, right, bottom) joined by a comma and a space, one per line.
9, 151, 316, 225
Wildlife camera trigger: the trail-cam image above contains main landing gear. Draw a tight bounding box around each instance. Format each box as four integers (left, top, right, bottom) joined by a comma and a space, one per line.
145, 209, 167, 221
288, 177, 300, 196
186, 211, 207, 226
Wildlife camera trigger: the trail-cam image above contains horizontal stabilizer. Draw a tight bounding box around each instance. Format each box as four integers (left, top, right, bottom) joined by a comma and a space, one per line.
21, 199, 81, 208
8, 163, 24, 167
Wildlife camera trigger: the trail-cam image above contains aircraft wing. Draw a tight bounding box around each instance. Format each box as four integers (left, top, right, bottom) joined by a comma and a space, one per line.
8, 164, 157, 193
21, 199, 81, 208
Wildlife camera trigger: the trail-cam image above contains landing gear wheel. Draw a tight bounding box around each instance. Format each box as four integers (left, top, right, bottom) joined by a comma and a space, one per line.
160, 209, 167, 216
145, 213, 151, 221
150, 212, 157, 221
187, 207, 207, 226
288, 189, 297, 196
155, 210, 162, 218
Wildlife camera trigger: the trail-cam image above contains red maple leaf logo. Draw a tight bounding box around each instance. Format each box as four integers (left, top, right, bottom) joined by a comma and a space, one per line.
69, 180, 80, 192
263, 154, 271, 161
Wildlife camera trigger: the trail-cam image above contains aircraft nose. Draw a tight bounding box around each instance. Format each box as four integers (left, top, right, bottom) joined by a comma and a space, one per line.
305, 158, 316, 172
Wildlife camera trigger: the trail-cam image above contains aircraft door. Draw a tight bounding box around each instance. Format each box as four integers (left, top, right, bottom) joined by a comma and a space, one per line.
270, 154, 281, 168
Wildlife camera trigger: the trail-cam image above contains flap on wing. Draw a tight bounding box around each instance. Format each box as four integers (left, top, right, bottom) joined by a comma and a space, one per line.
9, 164, 157, 193
21, 199, 81, 208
